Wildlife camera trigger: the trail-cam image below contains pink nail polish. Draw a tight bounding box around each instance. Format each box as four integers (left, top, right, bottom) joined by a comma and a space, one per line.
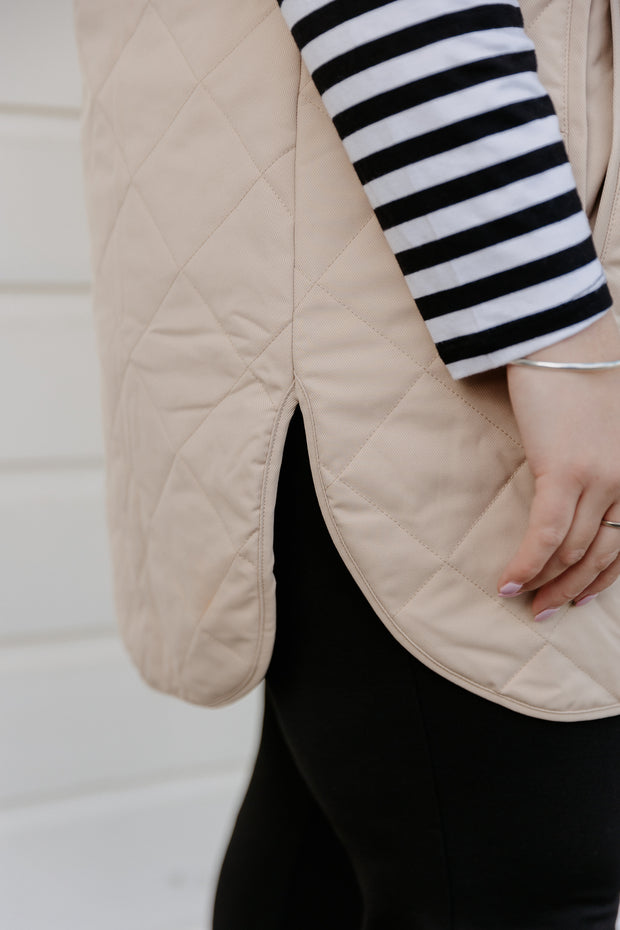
574, 594, 598, 608
534, 607, 560, 622
499, 582, 523, 597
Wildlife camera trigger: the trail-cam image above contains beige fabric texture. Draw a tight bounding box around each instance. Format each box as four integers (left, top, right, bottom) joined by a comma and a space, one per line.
73, 0, 620, 720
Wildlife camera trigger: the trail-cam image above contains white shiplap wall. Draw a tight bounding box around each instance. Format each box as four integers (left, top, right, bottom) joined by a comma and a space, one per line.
0, 4, 262, 930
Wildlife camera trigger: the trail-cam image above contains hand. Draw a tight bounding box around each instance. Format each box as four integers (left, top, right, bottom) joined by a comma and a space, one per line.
498, 310, 620, 620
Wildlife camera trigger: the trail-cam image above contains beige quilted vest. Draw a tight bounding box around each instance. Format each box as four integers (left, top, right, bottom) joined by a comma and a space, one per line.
73, 0, 620, 720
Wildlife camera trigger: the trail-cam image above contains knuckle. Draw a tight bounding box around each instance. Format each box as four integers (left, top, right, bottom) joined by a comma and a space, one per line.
569, 463, 593, 488
593, 550, 620, 574
538, 526, 565, 550
567, 464, 620, 494
557, 546, 586, 568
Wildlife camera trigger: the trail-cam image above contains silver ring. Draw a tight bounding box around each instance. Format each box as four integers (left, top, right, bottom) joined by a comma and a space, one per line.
601, 520, 620, 529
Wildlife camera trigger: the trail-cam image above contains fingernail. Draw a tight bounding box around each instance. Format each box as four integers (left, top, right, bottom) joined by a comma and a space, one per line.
573, 594, 598, 608
499, 582, 523, 597
534, 607, 560, 622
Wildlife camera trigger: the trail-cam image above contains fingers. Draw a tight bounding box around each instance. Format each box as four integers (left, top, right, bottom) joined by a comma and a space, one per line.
528, 526, 620, 618
568, 549, 620, 605
498, 473, 580, 593
518, 485, 613, 593
498, 474, 620, 618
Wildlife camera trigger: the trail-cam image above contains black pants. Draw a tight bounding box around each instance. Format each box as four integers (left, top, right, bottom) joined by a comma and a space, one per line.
213, 406, 620, 929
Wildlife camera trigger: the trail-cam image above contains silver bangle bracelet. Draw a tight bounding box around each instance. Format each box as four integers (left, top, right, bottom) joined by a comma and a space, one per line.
507, 357, 620, 371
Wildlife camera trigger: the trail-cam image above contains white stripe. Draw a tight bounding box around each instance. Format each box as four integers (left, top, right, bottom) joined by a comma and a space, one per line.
361, 114, 562, 210
343, 70, 543, 161
384, 163, 576, 253
407, 211, 595, 297
297, 0, 522, 72
425, 262, 606, 342
446, 311, 609, 378
321, 28, 534, 116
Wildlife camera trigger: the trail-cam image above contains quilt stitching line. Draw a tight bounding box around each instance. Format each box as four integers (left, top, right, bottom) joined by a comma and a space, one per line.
179, 3, 277, 86
149, 2, 295, 221
177, 531, 259, 683
130, 365, 242, 556
392, 462, 528, 616
181, 272, 279, 411
501, 640, 620, 704
201, 79, 295, 220
89, 0, 151, 100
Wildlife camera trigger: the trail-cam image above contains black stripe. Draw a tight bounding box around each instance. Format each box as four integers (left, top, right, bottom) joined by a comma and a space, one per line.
310, 5, 524, 93
436, 281, 612, 364
414, 237, 600, 319
374, 143, 568, 229
354, 95, 554, 184
332, 50, 537, 138
288, 0, 397, 48
373, 143, 569, 230
396, 189, 583, 274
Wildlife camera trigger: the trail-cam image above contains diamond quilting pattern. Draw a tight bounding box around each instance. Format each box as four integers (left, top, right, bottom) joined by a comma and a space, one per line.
183, 164, 296, 370
134, 85, 261, 265
98, 4, 197, 175
204, 16, 302, 177
74, 0, 149, 98
75, 0, 620, 717
339, 371, 526, 557
131, 273, 247, 450
149, 0, 276, 83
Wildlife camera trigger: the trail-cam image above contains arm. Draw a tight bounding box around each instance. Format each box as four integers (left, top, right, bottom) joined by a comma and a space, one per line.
280, 0, 620, 617
498, 312, 620, 619
277, 0, 613, 378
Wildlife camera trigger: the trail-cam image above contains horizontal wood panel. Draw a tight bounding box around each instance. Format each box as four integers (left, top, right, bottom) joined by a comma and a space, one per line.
0, 114, 91, 283
0, 771, 250, 930
0, 468, 115, 639
0, 636, 262, 805
0, 0, 82, 109
0, 294, 103, 461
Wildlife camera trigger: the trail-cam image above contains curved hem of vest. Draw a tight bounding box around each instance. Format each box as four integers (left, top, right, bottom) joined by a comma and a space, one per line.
183, 384, 299, 710
292, 379, 620, 724
117, 380, 620, 722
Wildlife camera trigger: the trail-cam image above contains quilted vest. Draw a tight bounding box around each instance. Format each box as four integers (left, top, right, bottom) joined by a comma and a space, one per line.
73, 0, 620, 721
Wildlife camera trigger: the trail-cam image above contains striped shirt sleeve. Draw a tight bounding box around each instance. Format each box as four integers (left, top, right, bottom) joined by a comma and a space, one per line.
277, 0, 613, 379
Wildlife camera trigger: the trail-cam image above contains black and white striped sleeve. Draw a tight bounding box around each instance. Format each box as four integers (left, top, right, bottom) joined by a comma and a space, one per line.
277, 0, 613, 379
